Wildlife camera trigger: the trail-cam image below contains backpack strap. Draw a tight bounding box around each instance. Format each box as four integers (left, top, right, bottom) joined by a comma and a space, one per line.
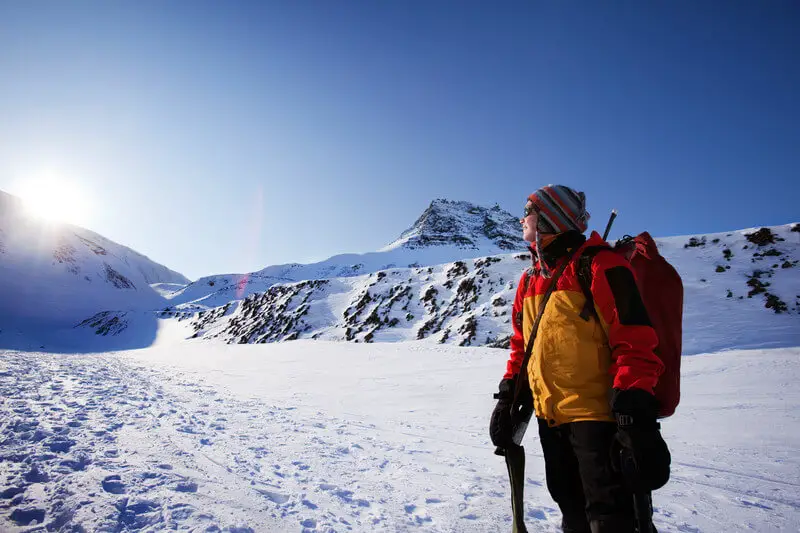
577, 246, 611, 321
512, 250, 579, 407
514, 269, 533, 330
521, 268, 532, 296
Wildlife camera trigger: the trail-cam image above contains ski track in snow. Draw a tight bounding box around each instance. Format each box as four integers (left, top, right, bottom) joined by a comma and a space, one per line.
2, 349, 800, 532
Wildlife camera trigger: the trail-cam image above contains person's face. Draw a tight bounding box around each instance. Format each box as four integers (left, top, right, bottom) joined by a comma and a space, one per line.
520, 201, 538, 243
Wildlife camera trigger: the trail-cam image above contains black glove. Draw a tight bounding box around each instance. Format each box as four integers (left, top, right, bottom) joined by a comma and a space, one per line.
489, 378, 516, 449
610, 388, 671, 491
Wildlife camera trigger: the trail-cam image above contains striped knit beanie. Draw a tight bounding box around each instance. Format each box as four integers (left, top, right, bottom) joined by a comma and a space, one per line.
528, 185, 590, 278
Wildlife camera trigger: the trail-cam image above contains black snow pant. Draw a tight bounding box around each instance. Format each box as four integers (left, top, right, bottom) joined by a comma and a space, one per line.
537, 418, 653, 533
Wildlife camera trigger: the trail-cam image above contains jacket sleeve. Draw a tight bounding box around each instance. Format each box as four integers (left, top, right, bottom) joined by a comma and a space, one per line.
503, 271, 529, 380
589, 251, 664, 393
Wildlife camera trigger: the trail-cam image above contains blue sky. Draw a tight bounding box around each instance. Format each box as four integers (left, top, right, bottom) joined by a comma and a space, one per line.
1, 1, 797, 280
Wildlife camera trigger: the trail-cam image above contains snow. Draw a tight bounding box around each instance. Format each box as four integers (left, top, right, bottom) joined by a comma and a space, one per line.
150, 283, 190, 298
163, 199, 526, 309
1, 342, 798, 531
0, 190, 189, 329
2, 191, 799, 531
58, 223, 800, 357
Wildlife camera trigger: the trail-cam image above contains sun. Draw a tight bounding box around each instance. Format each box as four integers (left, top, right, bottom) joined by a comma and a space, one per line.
17, 177, 92, 226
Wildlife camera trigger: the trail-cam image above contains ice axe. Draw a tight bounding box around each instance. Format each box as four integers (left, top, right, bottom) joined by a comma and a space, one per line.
619, 448, 655, 533
602, 209, 618, 241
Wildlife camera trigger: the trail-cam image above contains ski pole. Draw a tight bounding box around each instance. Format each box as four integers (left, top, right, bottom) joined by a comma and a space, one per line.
602, 210, 618, 241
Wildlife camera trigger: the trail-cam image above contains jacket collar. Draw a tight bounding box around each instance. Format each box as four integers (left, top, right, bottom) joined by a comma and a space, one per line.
529, 230, 588, 269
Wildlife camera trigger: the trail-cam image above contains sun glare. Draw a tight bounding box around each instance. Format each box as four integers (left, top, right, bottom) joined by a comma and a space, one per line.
17, 177, 92, 226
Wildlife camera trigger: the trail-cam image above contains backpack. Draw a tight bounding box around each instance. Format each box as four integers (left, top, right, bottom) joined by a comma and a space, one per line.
577, 232, 683, 418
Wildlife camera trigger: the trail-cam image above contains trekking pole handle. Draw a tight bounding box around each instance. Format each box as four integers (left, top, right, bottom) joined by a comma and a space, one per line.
602, 209, 618, 241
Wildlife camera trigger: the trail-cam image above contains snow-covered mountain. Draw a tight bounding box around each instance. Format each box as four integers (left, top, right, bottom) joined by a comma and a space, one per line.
2, 184, 798, 354
0, 190, 189, 328
381, 199, 525, 251
165, 199, 527, 308
81, 222, 800, 355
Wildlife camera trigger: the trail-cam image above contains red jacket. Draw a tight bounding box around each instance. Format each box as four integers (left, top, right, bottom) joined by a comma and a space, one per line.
504, 231, 664, 425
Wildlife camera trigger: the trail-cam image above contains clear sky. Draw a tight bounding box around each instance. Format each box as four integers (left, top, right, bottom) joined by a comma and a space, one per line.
1, 1, 797, 281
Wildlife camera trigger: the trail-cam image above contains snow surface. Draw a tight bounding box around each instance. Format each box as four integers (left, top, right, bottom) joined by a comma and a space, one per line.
0, 190, 189, 329
164, 199, 526, 308
1, 341, 798, 532
3, 191, 799, 531
59, 223, 800, 356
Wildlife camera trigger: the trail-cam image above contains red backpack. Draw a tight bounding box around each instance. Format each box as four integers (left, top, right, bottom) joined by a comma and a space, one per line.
579, 232, 683, 418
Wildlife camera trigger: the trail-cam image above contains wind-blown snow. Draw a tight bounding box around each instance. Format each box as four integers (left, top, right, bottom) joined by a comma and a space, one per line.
1, 342, 798, 531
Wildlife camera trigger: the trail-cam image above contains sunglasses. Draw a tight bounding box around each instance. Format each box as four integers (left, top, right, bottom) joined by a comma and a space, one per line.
523, 204, 537, 218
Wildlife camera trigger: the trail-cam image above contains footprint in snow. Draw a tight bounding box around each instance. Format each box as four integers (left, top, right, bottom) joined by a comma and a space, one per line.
31, 429, 50, 442
333, 489, 370, 508
167, 502, 194, 522
47, 437, 75, 453
24, 465, 49, 483
1, 486, 26, 499
59, 454, 91, 472
118, 499, 161, 529
175, 481, 198, 493
102, 475, 126, 494
256, 488, 290, 504
10, 507, 46, 527
302, 499, 318, 509
527, 508, 547, 520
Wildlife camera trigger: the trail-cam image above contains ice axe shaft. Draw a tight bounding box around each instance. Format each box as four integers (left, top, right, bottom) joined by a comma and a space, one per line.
602, 209, 618, 241
633, 492, 653, 533
504, 444, 529, 533
621, 448, 654, 533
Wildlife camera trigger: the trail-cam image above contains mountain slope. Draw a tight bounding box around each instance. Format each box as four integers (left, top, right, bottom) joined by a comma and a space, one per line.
0, 190, 188, 327
82, 223, 800, 355
166, 199, 527, 307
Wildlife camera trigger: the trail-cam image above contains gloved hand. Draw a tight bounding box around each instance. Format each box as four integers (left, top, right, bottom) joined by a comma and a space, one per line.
489, 378, 516, 449
610, 388, 671, 491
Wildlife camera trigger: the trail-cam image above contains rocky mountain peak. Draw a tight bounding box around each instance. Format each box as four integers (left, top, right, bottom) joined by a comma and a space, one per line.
385, 199, 525, 252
